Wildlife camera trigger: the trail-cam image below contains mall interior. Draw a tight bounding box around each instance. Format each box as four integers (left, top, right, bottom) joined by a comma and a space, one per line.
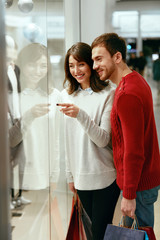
0, 0, 160, 239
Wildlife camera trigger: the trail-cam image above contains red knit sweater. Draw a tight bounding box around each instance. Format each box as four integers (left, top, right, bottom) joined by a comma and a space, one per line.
111, 71, 160, 199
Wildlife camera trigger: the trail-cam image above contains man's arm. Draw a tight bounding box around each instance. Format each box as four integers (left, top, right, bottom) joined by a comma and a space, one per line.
118, 94, 145, 199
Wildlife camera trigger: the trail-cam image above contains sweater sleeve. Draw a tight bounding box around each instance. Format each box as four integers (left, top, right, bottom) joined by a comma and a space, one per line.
76, 89, 115, 148
64, 119, 74, 183
117, 94, 145, 199
21, 109, 35, 135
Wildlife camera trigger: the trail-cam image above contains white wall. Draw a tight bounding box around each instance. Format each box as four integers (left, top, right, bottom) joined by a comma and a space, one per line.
64, 0, 160, 50
114, 1, 160, 13
64, 0, 80, 51
64, 0, 115, 48
80, 0, 106, 45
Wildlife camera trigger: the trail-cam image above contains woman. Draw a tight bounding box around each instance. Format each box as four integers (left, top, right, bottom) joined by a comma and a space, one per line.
17, 43, 60, 190
59, 42, 120, 240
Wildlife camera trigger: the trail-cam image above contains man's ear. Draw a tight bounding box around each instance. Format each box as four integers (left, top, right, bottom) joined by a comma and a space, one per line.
114, 52, 122, 63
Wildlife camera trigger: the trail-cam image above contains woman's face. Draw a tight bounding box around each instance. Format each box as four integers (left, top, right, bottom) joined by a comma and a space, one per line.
69, 55, 91, 89
23, 55, 48, 88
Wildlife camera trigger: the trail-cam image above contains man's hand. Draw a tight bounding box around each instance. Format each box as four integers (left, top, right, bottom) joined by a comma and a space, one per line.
57, 103, 79, 118
121, 197, 136, 219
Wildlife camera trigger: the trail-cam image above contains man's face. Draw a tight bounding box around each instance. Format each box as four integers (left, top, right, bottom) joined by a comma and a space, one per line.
92, 46, 116, 82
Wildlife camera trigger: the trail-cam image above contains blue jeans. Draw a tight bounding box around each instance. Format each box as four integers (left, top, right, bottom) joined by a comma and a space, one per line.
123, 186, 160, 228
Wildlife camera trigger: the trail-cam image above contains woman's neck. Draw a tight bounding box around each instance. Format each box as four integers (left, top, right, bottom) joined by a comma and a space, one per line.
80, 83, 90, 90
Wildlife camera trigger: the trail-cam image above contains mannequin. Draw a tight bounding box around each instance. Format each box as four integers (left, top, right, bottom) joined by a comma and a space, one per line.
6, 35, 31, 209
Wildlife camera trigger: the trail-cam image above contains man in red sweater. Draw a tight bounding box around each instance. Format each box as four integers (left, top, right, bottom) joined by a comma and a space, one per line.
91, 33, 160, 227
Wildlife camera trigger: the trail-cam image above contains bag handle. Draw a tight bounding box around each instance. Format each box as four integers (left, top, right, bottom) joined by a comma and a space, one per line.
119, 215, 139, 229
73, 192, 78, 204
73, 192, 83, 214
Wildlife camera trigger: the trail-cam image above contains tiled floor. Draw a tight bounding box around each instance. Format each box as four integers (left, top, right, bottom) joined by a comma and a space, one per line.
11, 69, 160, 239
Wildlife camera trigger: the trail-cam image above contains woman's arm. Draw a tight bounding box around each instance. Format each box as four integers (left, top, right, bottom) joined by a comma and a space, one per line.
21, 103, 50, 135
118, 94, 145, 199
58, 90, 115, 147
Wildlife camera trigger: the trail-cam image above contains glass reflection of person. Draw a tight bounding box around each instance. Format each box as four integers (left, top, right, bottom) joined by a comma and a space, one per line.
58, 42, 120, 240
6, 35, 31, 209
17, 43, 60, 191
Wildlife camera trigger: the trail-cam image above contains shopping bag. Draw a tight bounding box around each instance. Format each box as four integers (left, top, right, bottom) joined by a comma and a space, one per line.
66, 193, 88, 240
134, 215, 156, 240
104, 224, 148, 240
80, 199, 92, 240
66, 194, 80, 240
139, 226, 156, 240
103, 216, 149, 240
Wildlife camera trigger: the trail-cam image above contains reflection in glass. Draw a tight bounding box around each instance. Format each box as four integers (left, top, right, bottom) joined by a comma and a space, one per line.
18, 0, 34, 13
17, 43, 61, 191
5, 0, 66, 239
6, 35, 31, 210
23, 23, 42, 42
5, 0, 13, 8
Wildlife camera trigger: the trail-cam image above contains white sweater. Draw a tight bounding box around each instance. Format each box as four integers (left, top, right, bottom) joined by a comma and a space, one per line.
61, 82, 117, 190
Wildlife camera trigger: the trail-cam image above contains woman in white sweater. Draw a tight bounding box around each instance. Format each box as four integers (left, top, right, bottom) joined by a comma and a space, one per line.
58, 42, 120, 240
17, 43, 60, 190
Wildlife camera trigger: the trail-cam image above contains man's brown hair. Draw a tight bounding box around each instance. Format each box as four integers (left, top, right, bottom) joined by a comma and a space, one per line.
91, 33, 127, 62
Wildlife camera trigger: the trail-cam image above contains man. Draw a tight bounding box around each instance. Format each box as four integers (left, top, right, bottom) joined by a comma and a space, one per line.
153, 53, 160, 96
91, 33, 160, 227
127, 53, 138, 71
137, 51, 147, 76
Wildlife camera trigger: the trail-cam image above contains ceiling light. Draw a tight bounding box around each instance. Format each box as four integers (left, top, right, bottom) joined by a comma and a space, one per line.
5, 0, 13, 8
18, 0, 34, 13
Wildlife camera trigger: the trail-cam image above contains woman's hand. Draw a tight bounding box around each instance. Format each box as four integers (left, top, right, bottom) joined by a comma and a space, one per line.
69, 182, 76, 193
57, 103, 79, 118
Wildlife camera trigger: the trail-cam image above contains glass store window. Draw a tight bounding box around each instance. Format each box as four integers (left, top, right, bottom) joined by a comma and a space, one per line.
5, 0, 69, 239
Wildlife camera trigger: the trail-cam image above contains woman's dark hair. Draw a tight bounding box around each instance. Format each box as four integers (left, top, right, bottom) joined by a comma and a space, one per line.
64, 42, 108, 94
